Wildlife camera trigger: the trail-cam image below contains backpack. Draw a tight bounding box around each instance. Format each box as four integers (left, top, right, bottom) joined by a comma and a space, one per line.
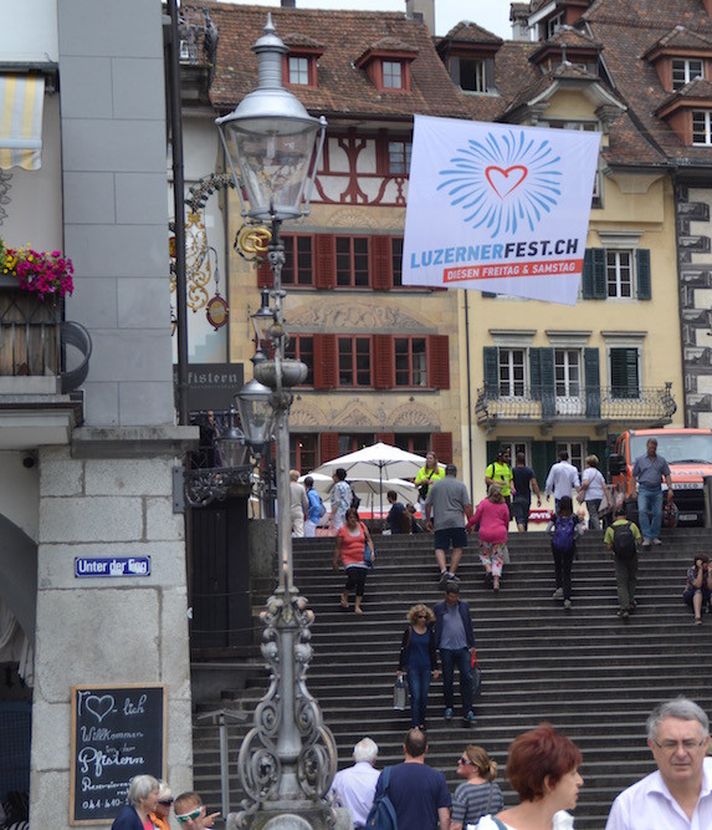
612, 520, 637, 558
349, 484, 361, 511
365, 766, 397, 830
316, 494, 326, 519
551, 515, 576, 553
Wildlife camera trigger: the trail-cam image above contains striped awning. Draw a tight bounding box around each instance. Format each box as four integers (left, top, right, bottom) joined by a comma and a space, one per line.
0, 75, 45, 171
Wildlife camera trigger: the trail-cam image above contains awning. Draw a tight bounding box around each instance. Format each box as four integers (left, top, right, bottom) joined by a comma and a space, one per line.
0, 75, 45, 171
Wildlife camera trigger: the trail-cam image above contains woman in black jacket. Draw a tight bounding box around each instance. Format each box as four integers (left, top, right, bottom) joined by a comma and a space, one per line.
111, 775, 160, 830
397, 604, 439, 729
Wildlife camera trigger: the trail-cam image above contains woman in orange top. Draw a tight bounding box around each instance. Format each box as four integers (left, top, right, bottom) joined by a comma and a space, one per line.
333, 507, 375, 614
148, 782, 173, 830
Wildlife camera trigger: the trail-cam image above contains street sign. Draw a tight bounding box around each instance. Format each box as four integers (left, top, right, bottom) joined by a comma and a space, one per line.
74, 557, 151, 578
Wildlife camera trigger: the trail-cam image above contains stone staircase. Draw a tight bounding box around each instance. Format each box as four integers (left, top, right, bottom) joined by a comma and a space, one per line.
191, 527, 712, 829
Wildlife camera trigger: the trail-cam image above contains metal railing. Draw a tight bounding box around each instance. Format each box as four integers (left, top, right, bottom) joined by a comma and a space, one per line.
476, 382, 677, 426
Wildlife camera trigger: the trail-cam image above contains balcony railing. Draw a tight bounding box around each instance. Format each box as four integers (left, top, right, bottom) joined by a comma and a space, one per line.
476, 382, 677, 428
0, 290, 92, 393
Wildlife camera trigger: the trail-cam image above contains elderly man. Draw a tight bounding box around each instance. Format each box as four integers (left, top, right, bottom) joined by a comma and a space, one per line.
605, 697, 712, 829
330, 737, 380, 829
289, 469, 308, 538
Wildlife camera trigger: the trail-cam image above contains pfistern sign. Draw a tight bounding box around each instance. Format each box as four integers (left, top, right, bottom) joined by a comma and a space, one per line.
403, 115, 600, 305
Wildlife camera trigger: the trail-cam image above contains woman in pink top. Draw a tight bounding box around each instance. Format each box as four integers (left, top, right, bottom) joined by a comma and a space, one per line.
468, 485, 510, 592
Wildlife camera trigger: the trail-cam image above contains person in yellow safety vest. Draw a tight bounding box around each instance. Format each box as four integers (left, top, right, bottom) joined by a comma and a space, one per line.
484, 447, 513, 506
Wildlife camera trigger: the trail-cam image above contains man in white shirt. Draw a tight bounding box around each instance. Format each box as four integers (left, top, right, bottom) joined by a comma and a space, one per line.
545, 451, 580, 512
330, 737, 381, 828
605, 697, 712, 829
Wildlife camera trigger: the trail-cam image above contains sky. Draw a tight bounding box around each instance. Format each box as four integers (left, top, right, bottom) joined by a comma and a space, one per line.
213, 0, 512, 38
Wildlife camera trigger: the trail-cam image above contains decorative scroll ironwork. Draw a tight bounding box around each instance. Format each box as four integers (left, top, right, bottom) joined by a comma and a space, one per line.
232, 593, 338, 826
476, 383, 677, 427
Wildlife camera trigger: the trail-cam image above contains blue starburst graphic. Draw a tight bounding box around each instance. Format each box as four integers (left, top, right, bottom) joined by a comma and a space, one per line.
437, 129, 563, 238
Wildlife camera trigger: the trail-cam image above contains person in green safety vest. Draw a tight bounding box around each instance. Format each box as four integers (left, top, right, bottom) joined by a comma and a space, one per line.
484, 447, 513, 507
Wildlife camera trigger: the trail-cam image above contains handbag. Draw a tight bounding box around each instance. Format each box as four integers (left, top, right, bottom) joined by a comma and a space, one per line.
471, 649, 483, 698
466, 783, 495, 829
364, 541, 374, 568
393, 676, 408, 710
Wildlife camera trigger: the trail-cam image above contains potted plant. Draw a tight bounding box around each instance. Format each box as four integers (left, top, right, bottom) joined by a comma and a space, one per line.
0, 240, 74, 300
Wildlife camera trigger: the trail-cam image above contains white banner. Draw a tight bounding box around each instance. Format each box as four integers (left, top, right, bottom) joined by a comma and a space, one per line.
403, 115, 601, 305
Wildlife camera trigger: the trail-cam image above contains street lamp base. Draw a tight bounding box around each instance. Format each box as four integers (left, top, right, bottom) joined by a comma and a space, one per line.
228, 803, 352, 830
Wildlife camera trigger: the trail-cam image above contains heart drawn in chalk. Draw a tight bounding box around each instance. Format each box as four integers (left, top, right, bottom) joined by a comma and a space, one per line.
485, 165, 528, 198
85, 694, 115, 723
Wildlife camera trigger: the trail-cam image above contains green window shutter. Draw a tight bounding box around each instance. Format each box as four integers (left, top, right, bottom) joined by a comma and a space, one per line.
482, 291, 497, 299
610, 347, 640, 399
486, 440, 498, 473
531, 440, 556, 487
540, 347, 555, 418
636, 249, 651, 300
529, 348, 541, 400
584, 347, 601, 418
582, 249, 594, 299
592, 248, 607, 299
484, 346, 498, 397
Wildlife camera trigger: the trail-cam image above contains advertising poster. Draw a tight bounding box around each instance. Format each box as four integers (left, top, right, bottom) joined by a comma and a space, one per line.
403, 115, 600, 305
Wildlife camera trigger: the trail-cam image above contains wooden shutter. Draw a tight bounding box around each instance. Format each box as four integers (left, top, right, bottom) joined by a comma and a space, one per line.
313, 333, 337, 389
371, 236, 393, 290
529, 348, 542, 400
582, 249, 594, 299
610, 347, 640, 399
484, 58, 496, 92
314, 234, 336, 289
483, 346, 498, 397
587, 440, 609, 474
257, 257, 273, 288
482, 291, 497, 299
428, 335, 450, 389
540, 347, 555, 418
376, 432, 395, 445
584, 347, 601, 418
431, 432, 452, 464
375, 132, 388, 176
448, 56, 460, 84
485, 440, 498, 472
373, 334, 394, 389
636, 249, 651, 300
320, 433, 339, 463
531, 440, 556, 487
592, 248, 607, 299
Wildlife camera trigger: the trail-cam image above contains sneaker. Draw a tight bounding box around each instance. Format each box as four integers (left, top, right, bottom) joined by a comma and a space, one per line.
448, 572, 459, 582
463, 711, 477, 725
443, 707, 454, 721
642, 539, 652, 548
438, 570, 449, 588
652, 538, 662, 546
552, 587, 564, 600
563, 599, 573, 610
616, 609, 629, 619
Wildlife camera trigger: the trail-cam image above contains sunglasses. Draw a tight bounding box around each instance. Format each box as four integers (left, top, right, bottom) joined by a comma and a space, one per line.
416, 614, 427, 619
457, 757, 472, 765
158, 800, 174, 806
176, 808, 202, 824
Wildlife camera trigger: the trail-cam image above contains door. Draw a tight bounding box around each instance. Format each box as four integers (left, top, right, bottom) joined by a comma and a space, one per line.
555, 349, 584, 415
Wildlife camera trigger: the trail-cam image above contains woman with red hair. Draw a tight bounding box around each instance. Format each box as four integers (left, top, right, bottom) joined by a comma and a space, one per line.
475, 724, 583, 829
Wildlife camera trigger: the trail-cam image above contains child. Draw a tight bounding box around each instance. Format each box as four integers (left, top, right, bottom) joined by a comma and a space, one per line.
547, 495, 584, 610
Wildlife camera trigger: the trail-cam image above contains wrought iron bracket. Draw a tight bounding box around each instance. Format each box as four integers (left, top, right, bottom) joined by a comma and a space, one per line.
173, 464, 253, 512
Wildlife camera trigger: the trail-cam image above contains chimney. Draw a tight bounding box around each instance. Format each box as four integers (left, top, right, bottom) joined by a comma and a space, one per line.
405, 0, 435, 34
281, 0, 295, 7
510, 3, 530, 41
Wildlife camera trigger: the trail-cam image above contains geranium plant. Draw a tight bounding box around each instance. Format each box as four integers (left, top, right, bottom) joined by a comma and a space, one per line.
1, 239, 74, 300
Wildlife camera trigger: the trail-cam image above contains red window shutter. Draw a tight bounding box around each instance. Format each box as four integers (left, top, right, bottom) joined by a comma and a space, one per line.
313, 333, 337, 389
257, 257, 273, 288
376, 432, 395, 445
371, 236, 393, 290
373, 334, 394, 390
431, 432, 453, 464
320, 432, 340, 463
428, 334, 450, 389
314, 234, 336, 289
375, 132, 388, 176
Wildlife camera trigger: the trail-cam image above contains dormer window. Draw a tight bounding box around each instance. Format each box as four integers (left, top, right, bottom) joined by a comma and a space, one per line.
288, 56, 311, 85
692, 110, 712, 144
545, 12, 564, 40
383, 61, 403, 89
672, 58, 704, 90
460, 59, 486, 92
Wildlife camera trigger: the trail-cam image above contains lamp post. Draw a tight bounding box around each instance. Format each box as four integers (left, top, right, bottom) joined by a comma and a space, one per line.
219, 16, 337, 830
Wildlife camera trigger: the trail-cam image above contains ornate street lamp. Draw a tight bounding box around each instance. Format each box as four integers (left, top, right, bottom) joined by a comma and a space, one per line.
219, 16, 337, 830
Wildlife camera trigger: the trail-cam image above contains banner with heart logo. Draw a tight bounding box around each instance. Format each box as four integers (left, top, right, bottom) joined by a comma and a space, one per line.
403, 115, 600, 305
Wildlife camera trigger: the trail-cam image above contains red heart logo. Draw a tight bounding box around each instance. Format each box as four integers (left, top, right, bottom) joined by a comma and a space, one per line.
485, 165, 528, 198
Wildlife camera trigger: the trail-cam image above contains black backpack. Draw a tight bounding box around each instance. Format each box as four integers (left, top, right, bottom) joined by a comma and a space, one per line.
612, 521, 637, 558
349, 483, 361, 511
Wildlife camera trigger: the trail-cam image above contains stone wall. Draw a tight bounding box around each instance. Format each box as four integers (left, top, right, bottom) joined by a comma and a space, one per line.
30, 447, 193, 830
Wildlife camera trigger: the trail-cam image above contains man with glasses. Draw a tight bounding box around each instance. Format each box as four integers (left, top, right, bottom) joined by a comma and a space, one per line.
605, 697, 712, 828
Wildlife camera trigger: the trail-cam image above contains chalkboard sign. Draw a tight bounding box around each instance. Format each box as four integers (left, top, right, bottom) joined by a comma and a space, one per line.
70, 684, 166, 825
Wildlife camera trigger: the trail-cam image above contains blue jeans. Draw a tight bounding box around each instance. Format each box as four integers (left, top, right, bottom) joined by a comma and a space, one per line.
440, 647, 473, 715
638, 488, 663, 540
407, 667, 431, 727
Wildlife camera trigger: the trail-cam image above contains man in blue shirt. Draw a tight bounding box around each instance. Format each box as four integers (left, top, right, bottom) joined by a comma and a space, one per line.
632, 438, 673, 547
303, 476, 325, 538
373, 729, 451, 830
433, 581, 477, 724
